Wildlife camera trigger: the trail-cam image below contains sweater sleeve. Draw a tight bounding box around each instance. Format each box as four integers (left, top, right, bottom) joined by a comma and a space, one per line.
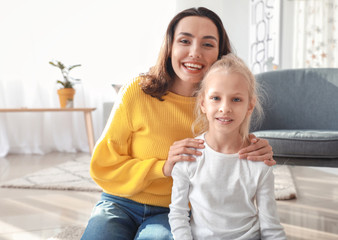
89, 83, 166, 196
169, 162, 193, 240
256, 167, 287, 240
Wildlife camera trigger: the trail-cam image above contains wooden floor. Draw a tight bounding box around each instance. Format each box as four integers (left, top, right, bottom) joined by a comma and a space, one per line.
0, 153, 338, 240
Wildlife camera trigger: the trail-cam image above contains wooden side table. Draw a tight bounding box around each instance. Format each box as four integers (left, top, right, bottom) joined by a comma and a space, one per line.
0, 108, 96, 154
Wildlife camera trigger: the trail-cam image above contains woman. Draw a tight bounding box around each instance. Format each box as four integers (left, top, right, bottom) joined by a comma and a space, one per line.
81, 7, 274, 240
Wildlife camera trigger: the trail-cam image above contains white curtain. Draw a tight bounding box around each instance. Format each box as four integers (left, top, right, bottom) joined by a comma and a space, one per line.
0, 0, 175, 157
293, 0, 338, 68
249, 0, 281, 74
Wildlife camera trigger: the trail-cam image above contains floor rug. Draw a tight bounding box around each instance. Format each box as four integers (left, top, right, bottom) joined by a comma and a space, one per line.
273, 165, 297, 200
0, 155, 102, 192
0, 157, 296, 200
47, 226, 85, 240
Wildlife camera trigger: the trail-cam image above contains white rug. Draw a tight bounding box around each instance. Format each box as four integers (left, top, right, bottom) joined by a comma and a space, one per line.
47, 226, 85, 240
0, 157, 296, 200
0, 155, 102, 192
273, 165, 297, 200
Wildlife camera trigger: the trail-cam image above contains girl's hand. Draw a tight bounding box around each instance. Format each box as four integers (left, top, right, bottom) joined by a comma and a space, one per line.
163, 138, 205, 176
239, 134, 276, 166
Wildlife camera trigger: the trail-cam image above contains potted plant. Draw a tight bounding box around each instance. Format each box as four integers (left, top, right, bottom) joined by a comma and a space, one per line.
49, 60, 81, 108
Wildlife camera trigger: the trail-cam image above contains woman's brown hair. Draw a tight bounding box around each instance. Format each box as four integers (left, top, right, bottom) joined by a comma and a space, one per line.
140, 7, 233, 101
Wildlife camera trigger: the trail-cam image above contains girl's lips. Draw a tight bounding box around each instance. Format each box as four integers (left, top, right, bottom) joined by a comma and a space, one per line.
216, 117, 233, 124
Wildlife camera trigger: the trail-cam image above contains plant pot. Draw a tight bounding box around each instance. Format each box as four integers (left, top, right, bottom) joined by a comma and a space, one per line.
57, 88, 75, 108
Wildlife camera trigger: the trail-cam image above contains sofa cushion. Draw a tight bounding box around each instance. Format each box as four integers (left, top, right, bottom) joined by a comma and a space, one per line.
253, 130, 338, 158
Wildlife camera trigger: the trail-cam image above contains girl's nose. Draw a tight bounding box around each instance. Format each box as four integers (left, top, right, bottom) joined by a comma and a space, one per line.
219, 102, 232, 113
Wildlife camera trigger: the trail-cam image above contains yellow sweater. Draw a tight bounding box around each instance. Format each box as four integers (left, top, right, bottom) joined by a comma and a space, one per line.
90, 77, 196, 208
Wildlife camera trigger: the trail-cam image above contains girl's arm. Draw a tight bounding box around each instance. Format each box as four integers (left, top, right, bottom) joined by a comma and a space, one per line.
256, 167, 287, 240
239, 134, 276, 166
169, 162, 193, 240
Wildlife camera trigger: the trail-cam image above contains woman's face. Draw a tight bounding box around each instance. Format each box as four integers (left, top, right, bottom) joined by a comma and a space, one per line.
170, 16, 219, 96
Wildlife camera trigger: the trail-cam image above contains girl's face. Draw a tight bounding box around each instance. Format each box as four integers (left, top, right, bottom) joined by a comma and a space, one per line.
201, 70, 255, 137
170, 16, 219, 96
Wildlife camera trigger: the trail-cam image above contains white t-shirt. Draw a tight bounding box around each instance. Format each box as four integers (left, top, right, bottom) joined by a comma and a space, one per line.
169, 133, 286, 240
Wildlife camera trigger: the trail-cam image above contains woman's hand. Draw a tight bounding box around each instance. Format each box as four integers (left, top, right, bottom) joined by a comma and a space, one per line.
163, 138, 205, 176
239, 134, 276, 166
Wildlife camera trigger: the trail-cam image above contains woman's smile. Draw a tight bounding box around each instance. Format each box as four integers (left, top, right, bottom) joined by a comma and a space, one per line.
183, 62, 203, 71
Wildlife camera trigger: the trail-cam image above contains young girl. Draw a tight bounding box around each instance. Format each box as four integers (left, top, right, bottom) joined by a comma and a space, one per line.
169, 54, 286, 240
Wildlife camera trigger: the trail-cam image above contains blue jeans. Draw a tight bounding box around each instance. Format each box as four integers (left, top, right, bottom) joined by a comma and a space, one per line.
81, 193, 174, 240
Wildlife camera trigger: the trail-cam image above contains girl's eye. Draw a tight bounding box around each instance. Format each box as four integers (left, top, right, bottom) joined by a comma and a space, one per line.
211, 96, 220, 101
233, 98, 241, 102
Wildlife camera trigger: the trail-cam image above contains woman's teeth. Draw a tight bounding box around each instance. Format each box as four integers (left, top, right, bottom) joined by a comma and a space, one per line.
184, 63, 202, 70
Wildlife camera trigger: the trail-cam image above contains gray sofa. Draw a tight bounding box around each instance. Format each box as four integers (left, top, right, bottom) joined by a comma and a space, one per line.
252, 68, 338, 167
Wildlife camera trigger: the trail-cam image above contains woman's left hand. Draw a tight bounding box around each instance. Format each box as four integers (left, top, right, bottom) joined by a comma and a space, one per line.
239, 134, 276, 166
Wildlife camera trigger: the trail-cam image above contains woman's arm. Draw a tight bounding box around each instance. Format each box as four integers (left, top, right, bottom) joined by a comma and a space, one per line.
164, 132, 275, 177
239, 134, 276, 166
90, 105, 165, 195
169, 163, 193, 240
163, 138, 204, 176
90, 82, 168, 196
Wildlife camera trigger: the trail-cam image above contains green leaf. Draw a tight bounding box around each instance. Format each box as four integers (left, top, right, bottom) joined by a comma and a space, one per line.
56, 80, 66, 87
57, 61, 65, 70
69, 64, 81, 71
49, 61, 57, 67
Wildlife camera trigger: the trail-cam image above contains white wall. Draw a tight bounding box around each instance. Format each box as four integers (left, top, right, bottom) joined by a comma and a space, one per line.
0, 0, 175, 94
280, 0, 296, 69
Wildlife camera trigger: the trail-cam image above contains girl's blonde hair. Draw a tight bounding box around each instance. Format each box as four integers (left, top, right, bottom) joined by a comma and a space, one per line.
192, 53, 264, 144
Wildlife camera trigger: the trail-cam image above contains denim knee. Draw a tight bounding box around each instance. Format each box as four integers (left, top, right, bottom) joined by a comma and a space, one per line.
82, 193, 173, 240
81, 199, 137, 240
135, 213, 174, 240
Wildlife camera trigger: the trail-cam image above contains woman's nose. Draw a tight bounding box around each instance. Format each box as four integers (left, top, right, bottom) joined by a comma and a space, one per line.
189, 43, 201, 58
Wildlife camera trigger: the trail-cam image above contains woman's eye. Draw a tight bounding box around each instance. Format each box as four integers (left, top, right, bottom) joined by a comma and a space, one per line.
203, 42, 214, 48
180, 39, 190, 44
